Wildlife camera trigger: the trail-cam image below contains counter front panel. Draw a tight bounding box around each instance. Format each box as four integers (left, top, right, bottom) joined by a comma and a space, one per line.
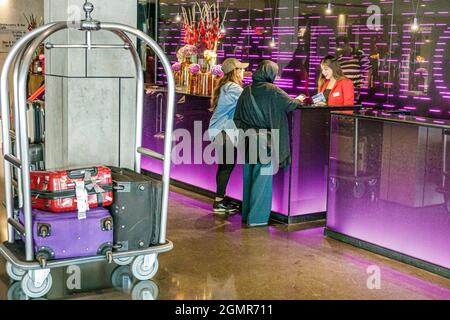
327, 112, 450, 272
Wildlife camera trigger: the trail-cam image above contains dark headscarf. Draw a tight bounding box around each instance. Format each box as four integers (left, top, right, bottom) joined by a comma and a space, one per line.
252, 60, 279, 84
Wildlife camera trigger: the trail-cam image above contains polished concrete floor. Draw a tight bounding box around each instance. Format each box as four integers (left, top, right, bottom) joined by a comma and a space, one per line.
0, 184, 449, 300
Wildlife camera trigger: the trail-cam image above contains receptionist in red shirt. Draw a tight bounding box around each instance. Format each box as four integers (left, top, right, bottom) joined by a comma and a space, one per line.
317, 55, 354, 106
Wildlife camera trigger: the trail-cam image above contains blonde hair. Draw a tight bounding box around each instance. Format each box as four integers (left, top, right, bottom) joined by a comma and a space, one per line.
318, 56, 347, 91
210, 68, 243, 111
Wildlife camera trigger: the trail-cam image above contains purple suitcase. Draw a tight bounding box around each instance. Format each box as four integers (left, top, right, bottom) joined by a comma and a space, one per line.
19, 207, 113, 260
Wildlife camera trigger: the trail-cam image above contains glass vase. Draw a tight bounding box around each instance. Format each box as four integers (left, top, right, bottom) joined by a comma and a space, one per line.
187, 73, 200, 95
180, 57, 192, 88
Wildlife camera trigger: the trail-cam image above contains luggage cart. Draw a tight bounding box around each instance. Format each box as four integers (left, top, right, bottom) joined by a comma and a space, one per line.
329, 117, 379, 200
0, 3, 175, 298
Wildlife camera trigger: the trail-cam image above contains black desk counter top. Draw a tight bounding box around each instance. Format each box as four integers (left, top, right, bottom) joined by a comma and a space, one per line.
332, 109, 450, 129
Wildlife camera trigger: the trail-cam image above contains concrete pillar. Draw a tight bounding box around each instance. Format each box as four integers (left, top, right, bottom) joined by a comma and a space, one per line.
44, 0, 137, 169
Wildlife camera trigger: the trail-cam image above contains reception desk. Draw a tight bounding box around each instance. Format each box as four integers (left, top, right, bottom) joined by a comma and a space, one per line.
326, 110, 450, 278
141, 88, 358, 223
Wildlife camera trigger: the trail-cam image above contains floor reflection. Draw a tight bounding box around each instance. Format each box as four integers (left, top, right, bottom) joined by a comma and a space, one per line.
1, 260, 159, 300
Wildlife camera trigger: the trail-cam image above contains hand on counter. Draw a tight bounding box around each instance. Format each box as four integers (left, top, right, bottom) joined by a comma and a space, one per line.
295, 94, 306, 103
146, 87, 160, 95
314, 101, 327, 106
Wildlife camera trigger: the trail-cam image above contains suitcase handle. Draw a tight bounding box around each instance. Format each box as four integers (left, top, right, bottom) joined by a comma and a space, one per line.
67, 167, 98, 179
109, 166, 123, 174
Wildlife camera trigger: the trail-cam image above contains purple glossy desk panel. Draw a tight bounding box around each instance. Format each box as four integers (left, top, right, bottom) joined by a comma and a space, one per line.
326, 111, 450, 274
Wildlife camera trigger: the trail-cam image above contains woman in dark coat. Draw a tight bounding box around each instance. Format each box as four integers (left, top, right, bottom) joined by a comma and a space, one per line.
234, 60, 301, 227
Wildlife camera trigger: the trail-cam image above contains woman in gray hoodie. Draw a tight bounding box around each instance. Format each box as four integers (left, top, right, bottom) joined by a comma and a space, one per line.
234, 60, 301, 227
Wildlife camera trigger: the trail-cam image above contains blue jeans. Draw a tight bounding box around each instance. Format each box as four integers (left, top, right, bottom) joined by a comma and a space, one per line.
242, 163, 273, 225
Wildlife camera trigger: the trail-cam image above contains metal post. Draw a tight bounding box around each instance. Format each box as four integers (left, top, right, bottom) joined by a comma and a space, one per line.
443, 130, 449, 189
354, 118, 359, 178
1, 23, 57, 244
13, 47, 30, 210
101, 23, 175, 244
17, 22, 68, 260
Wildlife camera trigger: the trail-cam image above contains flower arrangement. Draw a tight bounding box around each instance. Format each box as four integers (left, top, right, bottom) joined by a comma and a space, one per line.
172, 62, 182, 72
182, 2, 227, 53
24, 13, 43, 31
188, 64, 201, 74
177, 44, 198, 62
203, 49, 217, 62
211, 64, 224, 78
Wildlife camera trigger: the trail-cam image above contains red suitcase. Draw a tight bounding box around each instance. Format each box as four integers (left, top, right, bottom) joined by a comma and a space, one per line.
30, 166, 113, 213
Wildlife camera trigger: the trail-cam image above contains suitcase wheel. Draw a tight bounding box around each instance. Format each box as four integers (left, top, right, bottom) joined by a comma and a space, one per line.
98, 242, 113, 254
35, 247, 55, 263
38, 224, 51, 238
98, 243, 114, 263
131, 254, 159, 281
101, 218, 113, 231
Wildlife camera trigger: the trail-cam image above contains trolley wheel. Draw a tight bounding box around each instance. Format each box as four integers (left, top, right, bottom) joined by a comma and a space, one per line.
113, 256, 134, 266
131, 281, 159, 300
7, 282, 28, 300
329, 177, 339, 192
6, 262, 26, 281
111, 265, 134, 290
21, 273, 52, 299
131, 254, 159, 281
353, 181, 366, 199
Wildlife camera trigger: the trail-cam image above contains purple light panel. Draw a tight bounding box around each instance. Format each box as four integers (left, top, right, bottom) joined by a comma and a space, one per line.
158, 1, 450, 117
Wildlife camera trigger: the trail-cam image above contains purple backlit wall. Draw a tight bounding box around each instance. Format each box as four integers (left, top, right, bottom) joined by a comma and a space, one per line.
155, 0, 450, 117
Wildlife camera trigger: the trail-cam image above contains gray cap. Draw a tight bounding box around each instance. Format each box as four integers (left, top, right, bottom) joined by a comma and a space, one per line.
221, 58, 249, 74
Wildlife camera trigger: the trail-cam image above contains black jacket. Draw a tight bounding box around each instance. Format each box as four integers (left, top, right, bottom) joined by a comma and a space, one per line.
234, 61, 300, 168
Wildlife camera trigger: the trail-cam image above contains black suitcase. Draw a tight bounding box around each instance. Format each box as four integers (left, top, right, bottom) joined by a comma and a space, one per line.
11, 141, 45, 171
29, 143, 45, 171
109, 167, 162, 251
27, 101, 45, 143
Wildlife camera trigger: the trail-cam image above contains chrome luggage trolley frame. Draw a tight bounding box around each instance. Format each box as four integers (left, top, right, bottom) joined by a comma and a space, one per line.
0, 3, 175, 298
